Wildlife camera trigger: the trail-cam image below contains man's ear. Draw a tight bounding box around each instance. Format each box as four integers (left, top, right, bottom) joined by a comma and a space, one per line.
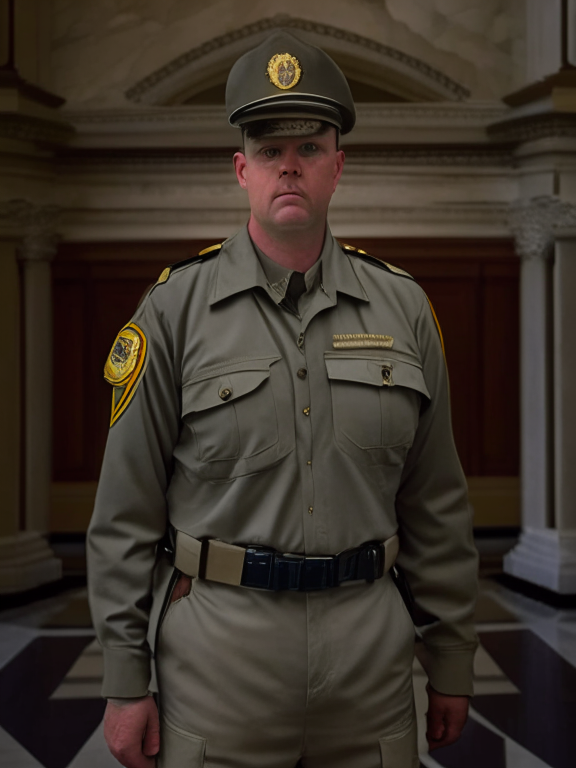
233, 152, 248, 190
333, 149, 345, 192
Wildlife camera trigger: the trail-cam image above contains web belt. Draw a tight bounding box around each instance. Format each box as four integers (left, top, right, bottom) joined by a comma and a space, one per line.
168, 531, 400, 592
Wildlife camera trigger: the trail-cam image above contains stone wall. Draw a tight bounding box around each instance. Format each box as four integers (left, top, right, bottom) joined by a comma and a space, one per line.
49, 0, 526, 108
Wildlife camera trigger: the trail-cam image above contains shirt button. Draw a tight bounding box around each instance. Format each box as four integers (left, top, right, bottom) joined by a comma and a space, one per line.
297, 333, 305, 349
303, 407, 310, 416
297, 368, 308, 379
307, 460, 312, 466
308, 507, 314, 515
219, 387, 232, 400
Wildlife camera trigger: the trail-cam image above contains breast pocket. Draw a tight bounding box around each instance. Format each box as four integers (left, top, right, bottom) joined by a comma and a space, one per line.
180, 356, 293, 480
325, 352, 430, 467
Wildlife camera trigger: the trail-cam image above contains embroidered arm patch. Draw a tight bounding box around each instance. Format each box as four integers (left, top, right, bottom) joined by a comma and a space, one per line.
103, 323, 147, 426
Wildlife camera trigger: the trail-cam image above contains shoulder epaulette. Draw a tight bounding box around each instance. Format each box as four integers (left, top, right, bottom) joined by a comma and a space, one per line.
152, 243, 223, 289
340, 243, 414, 281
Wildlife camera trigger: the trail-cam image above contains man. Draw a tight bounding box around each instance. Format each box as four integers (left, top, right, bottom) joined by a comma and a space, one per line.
88, 30, 478, 768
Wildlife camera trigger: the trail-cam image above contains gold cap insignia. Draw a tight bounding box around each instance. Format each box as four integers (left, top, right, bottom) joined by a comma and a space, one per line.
267, 53, 302, 90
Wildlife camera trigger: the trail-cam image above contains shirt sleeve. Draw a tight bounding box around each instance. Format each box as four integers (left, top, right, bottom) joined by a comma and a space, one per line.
395, 292, 479, 697
87, 292, 181, 698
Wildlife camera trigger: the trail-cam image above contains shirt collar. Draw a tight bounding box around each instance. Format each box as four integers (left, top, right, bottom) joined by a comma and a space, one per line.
209, 224, 368, 306
253, 238, 323, 305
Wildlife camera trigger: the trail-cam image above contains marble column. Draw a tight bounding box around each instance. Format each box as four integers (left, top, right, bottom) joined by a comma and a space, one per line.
504, 198, 576, 593
0, 203, 61, 593
20, 228, 58, 535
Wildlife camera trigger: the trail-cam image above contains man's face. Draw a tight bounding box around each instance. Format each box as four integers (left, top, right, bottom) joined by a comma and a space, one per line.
233, 128, 345, 234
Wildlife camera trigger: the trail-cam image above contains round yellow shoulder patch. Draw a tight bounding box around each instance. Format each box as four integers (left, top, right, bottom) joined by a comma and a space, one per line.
104, 325, 145, 386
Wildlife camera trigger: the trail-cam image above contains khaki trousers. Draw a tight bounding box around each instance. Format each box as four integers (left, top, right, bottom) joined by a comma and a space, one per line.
156, 573, 419, 768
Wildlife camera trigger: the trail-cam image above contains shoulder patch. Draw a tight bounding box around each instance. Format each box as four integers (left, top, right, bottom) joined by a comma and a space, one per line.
340, 243, 414, 281
152, 243, 223, 290
104, 323, 148, 426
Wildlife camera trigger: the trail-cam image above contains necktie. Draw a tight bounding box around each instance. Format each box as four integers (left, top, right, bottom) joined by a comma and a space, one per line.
284, 270, 306, 313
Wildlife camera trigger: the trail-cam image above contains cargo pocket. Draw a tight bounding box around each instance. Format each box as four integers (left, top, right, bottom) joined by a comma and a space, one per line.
157, 717, 206, 768
379, 718, 419, 768
325, 351, 430, 467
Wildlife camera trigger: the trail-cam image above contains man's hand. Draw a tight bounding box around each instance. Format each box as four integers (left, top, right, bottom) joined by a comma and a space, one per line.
425, 684, 469, 751
103, 696, 160, 768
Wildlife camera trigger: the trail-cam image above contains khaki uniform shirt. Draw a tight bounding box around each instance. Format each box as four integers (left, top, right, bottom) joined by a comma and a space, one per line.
87, 225, 478, 699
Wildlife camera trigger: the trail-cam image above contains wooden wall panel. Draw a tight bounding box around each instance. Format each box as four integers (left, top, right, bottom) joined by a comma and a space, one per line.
52, 238, 520, 491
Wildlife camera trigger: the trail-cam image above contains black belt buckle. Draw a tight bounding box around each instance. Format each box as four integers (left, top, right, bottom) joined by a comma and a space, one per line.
274, 553, 338, 591
242, 545, 276, 589
301, 556, 337, 590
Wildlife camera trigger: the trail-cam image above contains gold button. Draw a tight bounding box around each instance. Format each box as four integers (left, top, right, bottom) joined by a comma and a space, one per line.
219, 387, 232, 400
307, 460, 312, 466
303, 407, 310, 416
297, 333, 305, 348
308, 506, 313, 515
297, 368, 307, 379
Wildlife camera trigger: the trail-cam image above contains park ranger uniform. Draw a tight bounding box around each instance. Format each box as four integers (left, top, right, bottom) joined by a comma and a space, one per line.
87, 30, 478, 768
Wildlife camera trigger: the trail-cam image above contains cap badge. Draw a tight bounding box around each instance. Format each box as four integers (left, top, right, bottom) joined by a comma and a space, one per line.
267, 53, 302, 90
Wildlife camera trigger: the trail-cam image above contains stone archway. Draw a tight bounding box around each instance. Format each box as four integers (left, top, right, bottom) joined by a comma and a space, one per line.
125, 14, 470, 106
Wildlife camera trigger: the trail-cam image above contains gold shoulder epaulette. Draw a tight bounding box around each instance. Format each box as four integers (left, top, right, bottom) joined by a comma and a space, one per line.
340, 243, 414, 281
152, 243, 223, 289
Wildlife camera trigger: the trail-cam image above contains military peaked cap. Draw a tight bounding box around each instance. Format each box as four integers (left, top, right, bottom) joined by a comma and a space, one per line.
226, 30, 356, 135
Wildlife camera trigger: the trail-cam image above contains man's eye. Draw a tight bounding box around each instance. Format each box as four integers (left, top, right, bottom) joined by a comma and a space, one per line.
301, 143, 318, 154
263, 148, 280, 158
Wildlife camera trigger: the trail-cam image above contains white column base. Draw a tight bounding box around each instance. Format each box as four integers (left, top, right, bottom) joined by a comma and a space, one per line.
0, 532, 62, 595
503, 527, 576, 594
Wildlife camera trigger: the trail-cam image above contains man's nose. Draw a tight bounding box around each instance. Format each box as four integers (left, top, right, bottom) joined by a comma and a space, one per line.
279, 150, 301, 177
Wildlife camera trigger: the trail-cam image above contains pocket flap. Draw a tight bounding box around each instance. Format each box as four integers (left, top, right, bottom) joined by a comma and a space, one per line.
325, 354, 430, 400
379, 718, 419, 768
182, 356, 280, 416
158, 718, 206, 767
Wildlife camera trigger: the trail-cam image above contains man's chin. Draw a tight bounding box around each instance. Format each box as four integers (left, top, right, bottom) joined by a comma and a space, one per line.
270, 209, 315, 230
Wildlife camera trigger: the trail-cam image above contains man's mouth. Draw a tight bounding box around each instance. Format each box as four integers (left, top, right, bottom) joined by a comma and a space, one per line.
276, 191, 303, 199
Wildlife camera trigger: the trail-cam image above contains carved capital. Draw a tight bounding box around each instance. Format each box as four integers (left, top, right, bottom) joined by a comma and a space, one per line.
509, 197, 576, 260
0, 200, 61, 262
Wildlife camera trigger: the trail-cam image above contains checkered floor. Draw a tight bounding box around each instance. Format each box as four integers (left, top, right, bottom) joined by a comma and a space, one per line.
1, 577, 575, 768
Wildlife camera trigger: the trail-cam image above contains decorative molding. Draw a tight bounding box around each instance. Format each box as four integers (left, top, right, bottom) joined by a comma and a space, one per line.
0, 531, 62, 595
0, 200, 61, 255
488, 112, 576, 144
504, 527, 576, 594
124, 15, 470, 105
55, 143, 514, 168
344, 146, 514, 167
66, 102, 507, 128
509, 196, 576, 260
0, 113, 74, 145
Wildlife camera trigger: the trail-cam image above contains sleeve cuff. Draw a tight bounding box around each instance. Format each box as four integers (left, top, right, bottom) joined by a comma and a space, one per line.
100, 646, 152, 698
415, 642, 476, 696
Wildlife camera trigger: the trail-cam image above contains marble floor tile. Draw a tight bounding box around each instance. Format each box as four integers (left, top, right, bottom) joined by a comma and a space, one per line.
0, 578, 575, 768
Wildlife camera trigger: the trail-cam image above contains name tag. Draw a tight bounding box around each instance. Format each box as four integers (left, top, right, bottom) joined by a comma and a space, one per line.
333, 334, 394, 350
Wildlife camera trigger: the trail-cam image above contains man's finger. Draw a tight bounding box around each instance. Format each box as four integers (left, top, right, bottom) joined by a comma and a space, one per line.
426, 685, 469, 751
142, 705, 161, 757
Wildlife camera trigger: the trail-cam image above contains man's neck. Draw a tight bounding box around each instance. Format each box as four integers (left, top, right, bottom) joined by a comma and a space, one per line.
247, 216, 326, 273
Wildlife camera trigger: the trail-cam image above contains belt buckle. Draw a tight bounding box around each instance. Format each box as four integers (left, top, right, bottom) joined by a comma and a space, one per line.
274, 553, 305, 591
242, 545, 276, 589
301, 556, 337, 590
